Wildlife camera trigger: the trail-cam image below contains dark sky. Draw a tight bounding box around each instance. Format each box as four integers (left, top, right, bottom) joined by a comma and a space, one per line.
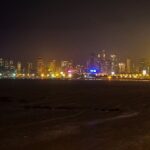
0, 0, 150, 63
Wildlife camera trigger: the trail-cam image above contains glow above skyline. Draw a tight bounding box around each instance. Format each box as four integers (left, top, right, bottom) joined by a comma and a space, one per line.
0, 1, 150, 61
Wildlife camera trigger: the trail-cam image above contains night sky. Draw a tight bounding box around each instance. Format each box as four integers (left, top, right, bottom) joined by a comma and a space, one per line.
0, 0, 150, 63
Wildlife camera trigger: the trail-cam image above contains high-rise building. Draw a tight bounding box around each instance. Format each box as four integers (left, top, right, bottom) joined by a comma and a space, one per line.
86, 53, 101, 74
4, 60, 9, 70
0, 58, 4, 73
61, 61, 69, 68
87, 53, 98, 68
0, 58, 3, 67
118, 62, 126, 73
61, 60, 73, 72
138, 58, 150, 74
97, 50, 106, 61
110, 54, 118, 74
9, 60, 16, 75
9, 60, 15, 70
37, 57, 44, 75
47, 60, 58, 73
97, 50, 110, 74
126, 58, 131, 73
75, 65, 85, 74
27, 63, 33, 74
17, 62, 22, 74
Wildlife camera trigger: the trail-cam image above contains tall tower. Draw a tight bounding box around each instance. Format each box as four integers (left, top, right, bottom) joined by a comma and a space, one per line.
17, 62, 22, 74
0, 58, 3, 73
87, 53, 98, 68
27, 63, 33, 74
126, 58, 131, 73
97, 50, 109, 74
48, 60, 57, 73
37, 57, 44, 75
9, 60, 15, 74
4, 60, 9, 70
0, 58, 3, 67
118, 63, 126, 73
110, 54, 118, 74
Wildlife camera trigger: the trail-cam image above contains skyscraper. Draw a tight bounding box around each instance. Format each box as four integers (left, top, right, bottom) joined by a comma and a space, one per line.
110, 54, 118, 74
0, 58, 3, 67
97, 50, 109, 74
126, 58, 131, 73
37, 57, 44, 76
138, 58, 149, 74
118, 63, 126, 73
17, 62, 22, 74
61, 60, 73, 72
27, 63, 33, 74
4, 60, 9, 70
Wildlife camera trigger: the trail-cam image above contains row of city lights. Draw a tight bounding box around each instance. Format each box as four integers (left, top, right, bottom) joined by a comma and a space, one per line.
0, 72, 73, 78
0, 69, 149, 80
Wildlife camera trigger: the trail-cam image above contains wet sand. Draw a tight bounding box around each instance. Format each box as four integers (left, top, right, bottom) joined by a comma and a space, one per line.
0, 80, 150, 150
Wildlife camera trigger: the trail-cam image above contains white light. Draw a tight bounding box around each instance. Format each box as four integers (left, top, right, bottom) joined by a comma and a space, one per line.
12, 73, 16, 77
68, 74, 72, 78
142, 70, 147, 76
41, 74, 44, 77
111, 72, 115, 75
0, 73, 2, 76
51, 74, 55, 78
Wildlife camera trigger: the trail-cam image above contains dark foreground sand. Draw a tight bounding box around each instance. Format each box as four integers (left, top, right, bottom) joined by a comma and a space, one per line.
0, 79, 150, 150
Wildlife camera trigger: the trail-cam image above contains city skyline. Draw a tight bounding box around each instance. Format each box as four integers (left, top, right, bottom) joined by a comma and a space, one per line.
1, 49, 150, 80
2, 2, 150, 150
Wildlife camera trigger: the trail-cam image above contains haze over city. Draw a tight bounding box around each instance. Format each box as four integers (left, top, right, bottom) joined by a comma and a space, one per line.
1, 1, 150, 62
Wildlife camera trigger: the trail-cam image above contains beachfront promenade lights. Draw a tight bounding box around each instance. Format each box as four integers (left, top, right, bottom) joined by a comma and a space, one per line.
41, 74, 45, 78
111, 72, 115, 75
68, 73, 72, 78
142, 70, 147, 76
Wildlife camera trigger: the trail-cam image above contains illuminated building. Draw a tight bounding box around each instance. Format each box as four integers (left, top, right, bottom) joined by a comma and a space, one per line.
118, 62, 126, 73
0, 58, 4, 74
37, 57, 45, 76
61, 61, 69, 67
110, 54, 118, 74
17, 62, 22, 74
142, 70, 147, 76
138, 58, 150, 74
126, 58, 131, 73
61, 60, 73, 72
27, 63, 33, 74
9, 60, 15, 72
9, 60, 14, 69
97, 50, 110, 74
87, 53, 98, 69
47, 60, 57, 73
4, 60, 9, 70
9, 60, 16, 76
0, 58, 16, 78
75, 65, 85, 74
0, 58, 3, 67
97, 50, 106, 61
86, 53, 100, 76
